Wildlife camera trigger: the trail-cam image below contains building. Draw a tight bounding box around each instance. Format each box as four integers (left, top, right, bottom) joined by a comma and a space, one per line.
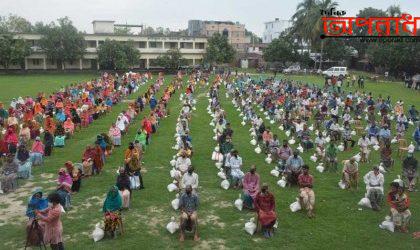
2, 20, 207, 71
187, 20, 250, 52
262, 18, 292, 43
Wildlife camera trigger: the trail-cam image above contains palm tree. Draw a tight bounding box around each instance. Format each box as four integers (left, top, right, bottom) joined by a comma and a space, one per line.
291, 0, 338, 69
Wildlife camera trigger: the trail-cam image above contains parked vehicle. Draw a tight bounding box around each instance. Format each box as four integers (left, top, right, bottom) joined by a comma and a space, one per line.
283, 65, 301, 74
322, 67, 348, 77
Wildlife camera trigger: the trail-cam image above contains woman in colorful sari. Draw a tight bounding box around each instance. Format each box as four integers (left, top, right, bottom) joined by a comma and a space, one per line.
30, 137, 44, 166
35, 192, 64, 250
134, 129, 147, 150
108, 123, 121, 147
254, 184, 277, 238
56, 168, 72, 210
93, 142, 104, 174
19, 124, 31, 144
116, 167, 131, 209
242, 165, 260, 210
5, 127, 18, 154
82, 145, 95, 177
26, 187, 48, 219
64, 161, 82, 193
103, 186, 123, 238
44, 115, 56, 135
16, 145, 32, 179
43, 131, 54, 157
387, 182, 411, 233
63, 118, 74, 138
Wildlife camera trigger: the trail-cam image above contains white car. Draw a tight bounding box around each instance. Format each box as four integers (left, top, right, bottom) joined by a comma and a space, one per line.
283, 65, 301, 74
322, 67, 348, 77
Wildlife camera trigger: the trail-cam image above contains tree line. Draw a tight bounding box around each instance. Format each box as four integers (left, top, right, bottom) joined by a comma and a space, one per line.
263, 0, 420, 77
0, 15, 235, 71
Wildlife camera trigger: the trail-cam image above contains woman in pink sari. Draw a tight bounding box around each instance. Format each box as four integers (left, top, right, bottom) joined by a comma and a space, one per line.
35, 192, 64, 249
242, 165, 260, 210
30, 136, 44, 166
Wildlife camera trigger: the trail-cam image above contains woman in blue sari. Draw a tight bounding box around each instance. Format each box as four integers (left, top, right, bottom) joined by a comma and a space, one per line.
26, 187, 48, 219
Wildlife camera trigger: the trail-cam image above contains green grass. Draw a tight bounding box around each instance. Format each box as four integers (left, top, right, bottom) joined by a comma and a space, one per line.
0, 73, 96, 104
0, 73, 419, 249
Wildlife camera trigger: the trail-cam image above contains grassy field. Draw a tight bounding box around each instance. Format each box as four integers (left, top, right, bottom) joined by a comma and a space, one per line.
0, 73, 418, 249
0, 73, 96, 104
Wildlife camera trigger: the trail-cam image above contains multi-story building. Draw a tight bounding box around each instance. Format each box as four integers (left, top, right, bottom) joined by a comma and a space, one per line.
188, 20, 250, 52
2, 20, 207, 71
262, 18, 292, 43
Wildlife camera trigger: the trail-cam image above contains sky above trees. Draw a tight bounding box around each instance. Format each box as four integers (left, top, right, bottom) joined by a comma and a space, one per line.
0, 0, 418, 36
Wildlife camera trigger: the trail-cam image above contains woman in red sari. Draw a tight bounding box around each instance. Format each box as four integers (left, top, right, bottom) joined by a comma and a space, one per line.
254, 183, 277, 238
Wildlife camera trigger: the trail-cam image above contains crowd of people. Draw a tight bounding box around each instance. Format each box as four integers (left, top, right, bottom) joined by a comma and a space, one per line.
0, 72, 148, 194
0, 70, 418, 247
223, 74, 417, 234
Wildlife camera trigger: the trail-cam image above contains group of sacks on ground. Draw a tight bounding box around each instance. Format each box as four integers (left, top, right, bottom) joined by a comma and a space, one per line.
166, 94, 196, 234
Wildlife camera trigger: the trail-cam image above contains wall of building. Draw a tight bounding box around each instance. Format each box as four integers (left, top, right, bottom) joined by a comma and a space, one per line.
6, 33, 207, 71
263, 19, 292, 43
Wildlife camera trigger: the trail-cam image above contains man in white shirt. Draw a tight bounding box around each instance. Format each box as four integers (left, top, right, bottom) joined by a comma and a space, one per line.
363, 166, 384, 211
181, 166, 199, 193
358, 134, 370, 163
176, 151, 191, 174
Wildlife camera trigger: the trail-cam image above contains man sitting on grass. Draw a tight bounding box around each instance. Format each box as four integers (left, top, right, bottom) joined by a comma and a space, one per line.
342, 158, 359, 190
179, 185, 199, 242
363, 166, 384, 211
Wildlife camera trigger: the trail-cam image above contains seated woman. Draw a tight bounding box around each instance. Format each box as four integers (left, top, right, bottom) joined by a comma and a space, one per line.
116, 167, 131, 209
298, 165, 315, 218
63, 118, 75, 138
226, 150, 244, 189
242, 166, 260, 210
109, 124, 122, 147
387, 182, 411, 233
56, 168, 72, 210
0, 154, 18, 193
254, 184, 277, 238
30, 137, 44, 166
53, 133, 66, 148
26, 187, 48, 220
16, 145, 33, 179
82, 145, 95, 177
19, 124, 31, 144
64, 161, 82, 193
103, 186, 123, 238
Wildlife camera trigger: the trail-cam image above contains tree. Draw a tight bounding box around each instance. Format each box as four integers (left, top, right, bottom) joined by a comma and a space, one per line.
97, 39, 140, 70
37, 17, 85, 69
291, 0, 338, 69
0, 33, 31, 70
114, 26, 133, 35
0, 14, 32, 33
204, 33, 235, 65
245, 29, 262, 43
263, 36, 299, 66
154, 49, 186, 69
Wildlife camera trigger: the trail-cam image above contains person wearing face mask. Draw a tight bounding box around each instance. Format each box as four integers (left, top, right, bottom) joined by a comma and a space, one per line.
242, 165, 260, 210
179, 185, 199, 242
181, 166, 199, 193
298, 165, 315, 218
254, 183, 277, 238
285, 152, 304, 186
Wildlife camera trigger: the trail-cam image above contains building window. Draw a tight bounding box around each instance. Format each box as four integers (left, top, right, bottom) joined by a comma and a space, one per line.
86, 40, 96, 48
195, 42, 205, 49
32, 59, 41, 65
139, 42, 147, 48
222, 28, 229, 37
149, 42, 157, 48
